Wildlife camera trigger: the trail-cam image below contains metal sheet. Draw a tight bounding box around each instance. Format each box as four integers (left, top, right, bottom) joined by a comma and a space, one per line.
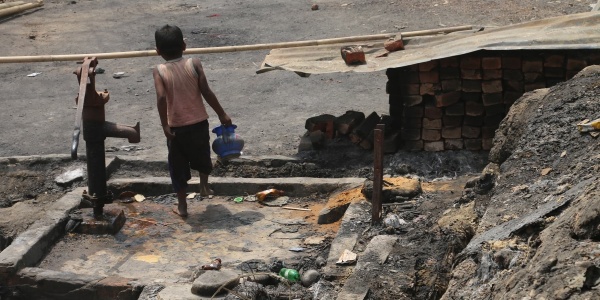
259, 12, 600, 75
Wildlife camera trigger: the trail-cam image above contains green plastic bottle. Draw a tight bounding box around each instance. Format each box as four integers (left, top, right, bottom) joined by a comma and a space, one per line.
279, 268, 300, 282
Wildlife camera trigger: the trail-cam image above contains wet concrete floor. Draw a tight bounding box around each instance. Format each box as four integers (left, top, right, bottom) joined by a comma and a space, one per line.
38, 195, 338, 284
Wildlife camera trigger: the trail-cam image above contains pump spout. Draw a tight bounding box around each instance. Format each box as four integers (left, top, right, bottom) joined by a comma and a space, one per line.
103, 121, 140, 143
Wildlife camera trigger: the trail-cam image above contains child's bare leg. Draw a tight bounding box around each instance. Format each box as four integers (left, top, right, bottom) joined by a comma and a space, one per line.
174, 189, 188, 217
199, 173, 214, 196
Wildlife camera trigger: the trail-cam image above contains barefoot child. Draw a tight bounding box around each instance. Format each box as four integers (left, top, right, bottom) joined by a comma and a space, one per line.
153, 24, 232, 218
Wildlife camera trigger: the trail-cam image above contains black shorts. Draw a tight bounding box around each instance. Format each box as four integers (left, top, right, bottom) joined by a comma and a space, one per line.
167, 120, 213, 192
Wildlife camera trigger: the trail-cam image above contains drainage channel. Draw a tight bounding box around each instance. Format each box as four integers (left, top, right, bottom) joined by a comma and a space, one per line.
0, 165, 363, 300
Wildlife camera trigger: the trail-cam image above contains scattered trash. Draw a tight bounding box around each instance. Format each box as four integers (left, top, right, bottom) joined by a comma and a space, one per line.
27, 72, 41, 77
233, 196, 244, 203
336, 249, 357, 265
289, 247, 305, 252
134, 194, 146, 202
187, 193, 197, 199
561, 150, 567, 157
245, 195, 258, 202
577, 118, 600, 133
279, 268, 300, 282
113, 72, 126, 79
281, 206, 311, 211
541, 168, 552, 176
201, 258, 222, 270
311, 4, 319, 10
95, 67, 105, 74
256, 189, 285, 202
207, 13, 221, 17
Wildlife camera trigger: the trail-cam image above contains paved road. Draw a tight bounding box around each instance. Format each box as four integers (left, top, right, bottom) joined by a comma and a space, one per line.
0, 0, 593, 159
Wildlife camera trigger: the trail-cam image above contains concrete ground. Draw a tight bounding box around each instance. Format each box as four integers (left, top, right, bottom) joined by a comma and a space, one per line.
38, 195, 336, 284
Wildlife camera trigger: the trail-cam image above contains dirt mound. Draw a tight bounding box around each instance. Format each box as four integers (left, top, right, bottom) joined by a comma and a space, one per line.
443, 65, 600, 299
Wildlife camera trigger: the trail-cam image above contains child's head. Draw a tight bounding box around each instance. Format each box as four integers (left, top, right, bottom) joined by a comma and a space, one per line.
155, 25, 185, 59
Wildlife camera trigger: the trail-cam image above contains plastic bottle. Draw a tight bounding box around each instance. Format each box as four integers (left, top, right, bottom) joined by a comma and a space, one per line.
279, 268, 300, 282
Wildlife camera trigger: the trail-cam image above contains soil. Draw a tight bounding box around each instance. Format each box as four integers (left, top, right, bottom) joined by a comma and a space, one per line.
1, 0, 600, 299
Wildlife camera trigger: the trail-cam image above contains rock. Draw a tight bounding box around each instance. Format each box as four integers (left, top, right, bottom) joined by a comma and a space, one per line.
191, 269, 239, 297
301, 269, 320, 287
55, 168, 84, 186
315, 256, 326, 268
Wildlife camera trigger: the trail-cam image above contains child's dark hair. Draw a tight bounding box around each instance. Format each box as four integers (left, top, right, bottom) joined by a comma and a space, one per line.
155, 25, 184, 57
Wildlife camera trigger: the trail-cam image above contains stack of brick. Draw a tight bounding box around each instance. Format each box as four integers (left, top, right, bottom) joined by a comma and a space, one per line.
386, 50, 599, 151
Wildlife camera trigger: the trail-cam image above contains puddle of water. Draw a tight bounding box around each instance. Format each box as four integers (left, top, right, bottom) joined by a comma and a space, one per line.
38, 196, 338, 283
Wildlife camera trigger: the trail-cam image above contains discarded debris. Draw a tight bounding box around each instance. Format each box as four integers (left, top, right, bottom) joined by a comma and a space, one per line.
256, 189, 285, 201
336, 249, 357, 265
112, 71, 125, 78
233, 196, 243, 203
187, 192, 197, 199
289, 247, 305, 252
261, 196, 289, 207
201, 258, 222, 270
311, 4, 319, 10
577, 118, 600, 132
281, 206, 310, 211
26, 72, 41, 77
134, 194, 145, 202
340, 45, 366, 65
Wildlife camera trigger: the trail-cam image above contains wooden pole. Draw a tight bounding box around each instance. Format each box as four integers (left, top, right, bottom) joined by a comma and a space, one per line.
0, 25, 473, 64
0, 1, 26, 10
372, 124, 384, 224
0, 1, 43, 18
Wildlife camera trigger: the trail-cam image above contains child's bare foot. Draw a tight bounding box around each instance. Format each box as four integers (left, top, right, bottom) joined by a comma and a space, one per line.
200, 186, 214, 197
172, 203, 188, 218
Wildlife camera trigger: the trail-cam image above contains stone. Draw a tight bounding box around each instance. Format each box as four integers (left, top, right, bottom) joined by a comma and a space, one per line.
461, 69, 482, 80
384, 213, 407, 229
419, 72, 439, 84
301, 269, 320, 287
55, 168, 84, 186
423, 118, 442, 130
424, 105, 443, 119
462, 126, 481, 139
191, 269, 239, 297
435, 91, 461, 107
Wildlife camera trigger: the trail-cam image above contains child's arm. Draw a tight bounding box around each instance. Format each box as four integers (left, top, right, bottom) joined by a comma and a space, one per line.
193, 58, 232, 126
153, 67, 176, 139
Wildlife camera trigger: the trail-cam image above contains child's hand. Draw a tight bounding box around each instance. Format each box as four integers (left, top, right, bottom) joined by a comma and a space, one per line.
219, 113, 232, 126
162, 125, 176, 140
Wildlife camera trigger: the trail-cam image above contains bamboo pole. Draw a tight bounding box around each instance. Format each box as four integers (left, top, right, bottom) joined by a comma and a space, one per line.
0, 1, 43, 18
0, 1, 26, 10
0, 25, 472, 64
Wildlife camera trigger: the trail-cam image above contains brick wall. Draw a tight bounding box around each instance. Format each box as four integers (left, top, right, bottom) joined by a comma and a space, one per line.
386, 50, 600, 151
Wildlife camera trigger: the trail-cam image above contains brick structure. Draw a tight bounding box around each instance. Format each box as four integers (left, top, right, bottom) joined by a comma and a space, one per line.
386, 50, 598, 151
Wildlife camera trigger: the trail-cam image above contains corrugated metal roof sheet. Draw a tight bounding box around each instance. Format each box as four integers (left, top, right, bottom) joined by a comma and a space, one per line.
259, 12, 600, 75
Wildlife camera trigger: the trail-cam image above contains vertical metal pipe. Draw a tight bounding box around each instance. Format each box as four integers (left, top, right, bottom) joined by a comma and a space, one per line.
83, 121, 107, 218
372, 124, 385, 224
